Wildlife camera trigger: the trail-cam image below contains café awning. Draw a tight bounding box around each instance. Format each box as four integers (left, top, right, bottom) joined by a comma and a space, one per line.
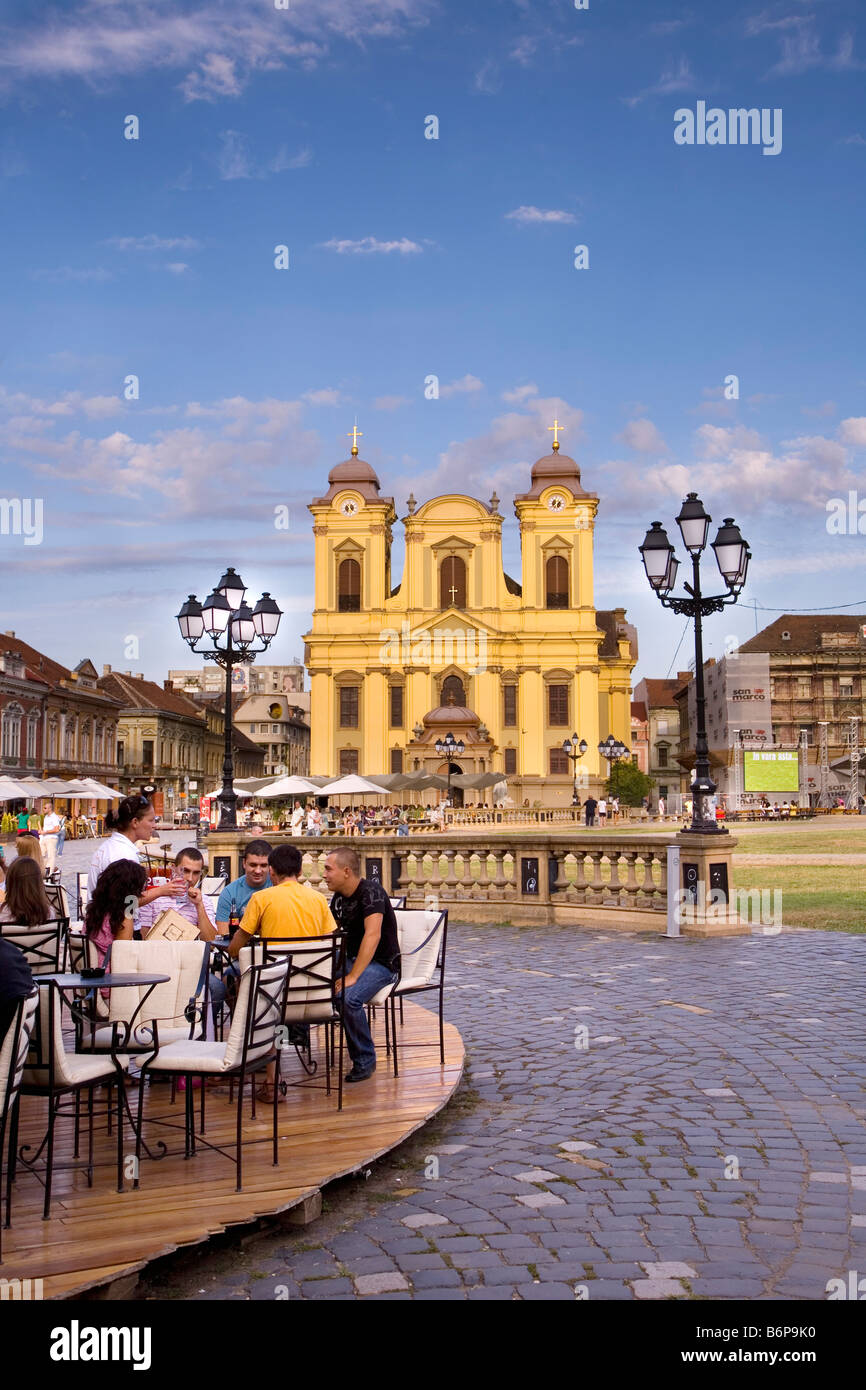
318, 775, 388, 796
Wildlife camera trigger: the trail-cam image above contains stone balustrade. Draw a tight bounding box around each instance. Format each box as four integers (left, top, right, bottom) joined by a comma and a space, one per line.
206, 828, 678, 929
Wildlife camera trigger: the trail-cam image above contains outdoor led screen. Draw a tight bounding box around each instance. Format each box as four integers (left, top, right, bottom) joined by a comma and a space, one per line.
743, 750, 800, 792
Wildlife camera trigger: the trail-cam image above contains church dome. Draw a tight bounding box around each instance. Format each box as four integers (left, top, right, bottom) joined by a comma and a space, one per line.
423, 704, 480, 729
327, 456, 381, 491
530, 450, 581, 486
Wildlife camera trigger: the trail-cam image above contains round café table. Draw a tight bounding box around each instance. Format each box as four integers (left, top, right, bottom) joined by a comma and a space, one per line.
34, 971, 172, 1190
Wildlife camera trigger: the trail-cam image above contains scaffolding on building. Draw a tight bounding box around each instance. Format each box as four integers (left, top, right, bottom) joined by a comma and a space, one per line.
846, 716, 861, 810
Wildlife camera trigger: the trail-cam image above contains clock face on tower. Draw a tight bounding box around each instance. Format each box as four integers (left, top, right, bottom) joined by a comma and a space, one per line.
340, 498, 359, 517
546, 493, 566, 512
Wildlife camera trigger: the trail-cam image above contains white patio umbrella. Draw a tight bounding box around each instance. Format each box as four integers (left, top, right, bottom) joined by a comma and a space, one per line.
317, 775, 388, 797
75, 778, 122, 799
0, 776, 32, 800
257, 775, 322, 798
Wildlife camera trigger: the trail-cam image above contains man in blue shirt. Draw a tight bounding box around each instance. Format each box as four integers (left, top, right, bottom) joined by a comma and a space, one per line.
215, 839, 272, 930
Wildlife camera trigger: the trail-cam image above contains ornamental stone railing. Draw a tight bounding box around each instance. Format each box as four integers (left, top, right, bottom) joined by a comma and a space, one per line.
206, 829, 679, 929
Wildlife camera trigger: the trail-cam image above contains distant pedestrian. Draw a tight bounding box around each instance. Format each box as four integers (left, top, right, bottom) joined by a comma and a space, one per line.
597, 797, 607, 827
584, 796, 598, 828
610, 796, 620, 823
657, 797, 666, 821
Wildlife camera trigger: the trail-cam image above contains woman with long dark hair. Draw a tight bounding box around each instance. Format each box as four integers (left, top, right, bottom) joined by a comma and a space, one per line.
84, 859, 148, 965
0, 857, 52, 927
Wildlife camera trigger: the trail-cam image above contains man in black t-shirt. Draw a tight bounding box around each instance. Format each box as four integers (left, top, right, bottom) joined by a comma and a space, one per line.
323, 847, 400, 1083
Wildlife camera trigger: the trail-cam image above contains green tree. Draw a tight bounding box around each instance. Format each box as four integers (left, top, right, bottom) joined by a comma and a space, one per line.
605, 760, 653, 807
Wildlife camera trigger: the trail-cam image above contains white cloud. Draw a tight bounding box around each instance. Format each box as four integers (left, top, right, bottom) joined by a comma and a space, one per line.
762, 24, 863, 76
270, 146, 313, 172
839, 417, 866, 447
505, 206, 577, 225
217, 129, 253, 180
0, 1, 433, 102
303, 388, 342, 406
695, 423, 764, 458
509, 36, 537, 66
320, 236, 423, 255
473, 58, 501, 94
106, 234, 200, 252
165, 262, 189, 274
440, 374, 484, 398
502, 384, 539, 404
21, 393, 323, 513
403, 393, 584, 500
374, 395, 409, 411
842, 133, 866, 145
619, 418, 668, 453
625, 57, 696, 107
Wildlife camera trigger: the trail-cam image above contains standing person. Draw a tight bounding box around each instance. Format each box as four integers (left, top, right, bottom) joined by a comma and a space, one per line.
584, 795, 598, 827
86, 794, 186, 910
597, 796, 607, 827
41, 802, 62, 877
657, 796, 666, 822
16, 808, 29, 837
290, 801, 305, 836
214, 839, 272, 931
323, 847, 401, 1083
610, 796, 620, 824
306, 803, 322, 837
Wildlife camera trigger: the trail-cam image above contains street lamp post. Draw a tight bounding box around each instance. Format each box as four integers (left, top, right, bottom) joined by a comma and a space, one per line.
597, 734, 630, 804
561, 733, 588, 805
176, 568, 282, 829
639, 493, 750, 835
434, 730, 465, 805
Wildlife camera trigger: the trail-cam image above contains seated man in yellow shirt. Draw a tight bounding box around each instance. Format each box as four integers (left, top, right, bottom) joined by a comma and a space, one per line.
229, 842, 333, 1099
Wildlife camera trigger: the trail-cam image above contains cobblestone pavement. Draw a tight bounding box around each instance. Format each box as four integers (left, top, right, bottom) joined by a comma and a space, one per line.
132, 921, 865, 1302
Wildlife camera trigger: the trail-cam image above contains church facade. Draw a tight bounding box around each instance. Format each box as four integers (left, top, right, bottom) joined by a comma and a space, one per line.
303, 434, 637, 805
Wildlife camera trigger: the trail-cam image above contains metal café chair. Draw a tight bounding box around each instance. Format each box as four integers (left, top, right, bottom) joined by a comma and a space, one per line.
0, 988, 39, 1262
241, 931, 348, 1110
134, 956, 290, 1192
370, 908, 449, 1074
0, 919, 66, 977
15, 979, 130, 1218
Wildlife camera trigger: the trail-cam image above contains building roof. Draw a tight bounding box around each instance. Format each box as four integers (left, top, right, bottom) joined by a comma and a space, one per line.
514, 449, 595, 503
0, 633, 122, 707
631, 701, 647, 722
98, 671, 204, 720
231, 726, 265, 754
738, 614, 866, 655
636, 676, 687, 709
597, 610, 638, 661
312, 455, 393, 506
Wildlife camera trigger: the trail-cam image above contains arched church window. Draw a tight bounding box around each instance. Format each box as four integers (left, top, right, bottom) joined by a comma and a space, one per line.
441, 675, 466, 707
338, 558, 361, 612
440, 555, 466, 609
546, 554, 569, 609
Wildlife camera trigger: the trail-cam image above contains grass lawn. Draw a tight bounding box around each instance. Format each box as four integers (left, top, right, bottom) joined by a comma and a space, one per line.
736, 865, 866, 933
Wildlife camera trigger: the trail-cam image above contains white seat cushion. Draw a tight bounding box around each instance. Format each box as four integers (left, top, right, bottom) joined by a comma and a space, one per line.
395, 975, 434, 992
89, 1024, 192, 1049
23, 1052, 127, 1088
145, 1041, 228, 1073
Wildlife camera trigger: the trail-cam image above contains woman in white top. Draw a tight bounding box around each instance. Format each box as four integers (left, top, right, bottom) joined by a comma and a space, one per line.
290, 801, 305, 836
597, 798, 608, 826
87, 794, 185, 908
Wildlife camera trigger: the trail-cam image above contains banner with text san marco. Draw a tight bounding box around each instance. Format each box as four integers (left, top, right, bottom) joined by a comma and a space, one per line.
743, 750, 800, 792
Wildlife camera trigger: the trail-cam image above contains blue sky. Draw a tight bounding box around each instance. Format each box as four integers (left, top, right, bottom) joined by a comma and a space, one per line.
0, 0, 864, 687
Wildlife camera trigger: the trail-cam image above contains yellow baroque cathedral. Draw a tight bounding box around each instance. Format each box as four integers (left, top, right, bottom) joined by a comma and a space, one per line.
303, 431, 637, 805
